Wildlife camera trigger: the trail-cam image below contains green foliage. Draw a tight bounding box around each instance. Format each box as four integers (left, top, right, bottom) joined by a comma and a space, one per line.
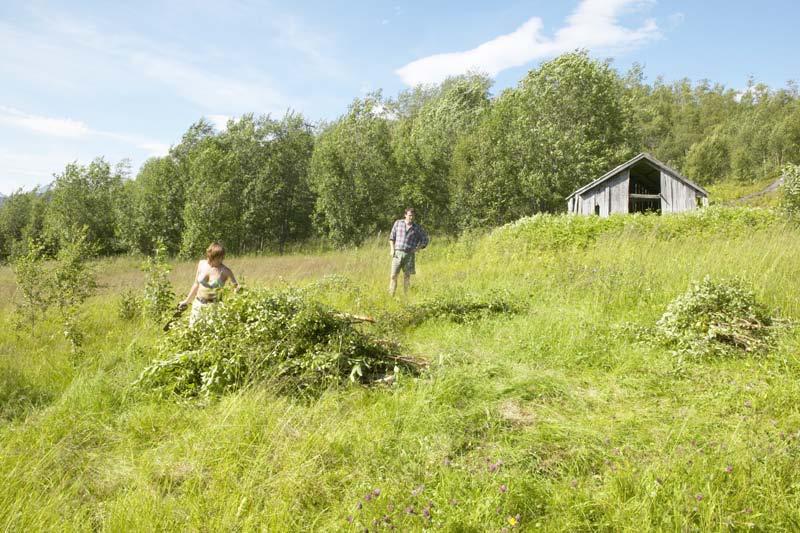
135, 288, 422, 398
391, 74, 492, 232
116, 289, 142, 321
656, 277, 776, 357
11, 239, 50, 329
116, 157, 184, 255
141, 241, 175, 323
180, 137, 243, 257
178, 113, 316, 257
452, 51, 637, 225
310, 94, 399, 245
0, 188, 47, 262
391, 291, 520, 327
44, 158, 125, 255
489, 206, 782, 253
236, 112, 316, 253
782, 163, 800, 217
48, 228, 98, 353
11, 228, 97, 352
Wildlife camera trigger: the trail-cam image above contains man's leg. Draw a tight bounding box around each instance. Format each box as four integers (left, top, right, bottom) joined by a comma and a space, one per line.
389, 274, 398, 296
403, 273, 411, 293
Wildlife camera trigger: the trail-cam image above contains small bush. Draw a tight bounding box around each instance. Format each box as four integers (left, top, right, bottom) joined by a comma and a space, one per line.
656, 277, 777, 357
117, 289, 142, 321
141, 240, 175, 323
783, 163, 800, 218
135, 288, 423, 398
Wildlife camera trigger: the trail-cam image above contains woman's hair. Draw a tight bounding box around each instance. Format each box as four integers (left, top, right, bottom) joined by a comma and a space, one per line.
206, 242, 225, 262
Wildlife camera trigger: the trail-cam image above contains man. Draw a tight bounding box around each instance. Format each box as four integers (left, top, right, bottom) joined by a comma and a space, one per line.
389, 207, 429, 296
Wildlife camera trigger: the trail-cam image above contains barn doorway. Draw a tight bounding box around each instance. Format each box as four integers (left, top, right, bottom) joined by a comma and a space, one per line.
628, 159, 662, 214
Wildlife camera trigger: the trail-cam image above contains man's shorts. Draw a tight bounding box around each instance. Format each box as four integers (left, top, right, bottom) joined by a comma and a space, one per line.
391, 250, 416, 276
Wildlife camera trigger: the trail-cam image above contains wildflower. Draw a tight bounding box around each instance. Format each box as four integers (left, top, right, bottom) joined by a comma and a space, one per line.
422, 506, 431, 520
725, 465, 733, 473
357, 502, 363, 510
443, 457, 451, 466
405, 506, 415, 515
695, 493, 703, 501
411, 484, 424, 497
449, 498, 458, 506
347, 515, 353, 523
372, 488, 381, 497
508, 515, 518, 526
499, 484, 508, 493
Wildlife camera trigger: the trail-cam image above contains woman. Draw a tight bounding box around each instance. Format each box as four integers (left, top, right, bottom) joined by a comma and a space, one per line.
179, 242, 239, 326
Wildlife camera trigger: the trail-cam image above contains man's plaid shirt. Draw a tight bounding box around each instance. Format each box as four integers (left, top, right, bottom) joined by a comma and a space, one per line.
389, 220, 429, 252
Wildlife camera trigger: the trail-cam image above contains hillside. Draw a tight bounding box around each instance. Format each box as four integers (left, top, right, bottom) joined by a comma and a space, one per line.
1, 207, 799, 530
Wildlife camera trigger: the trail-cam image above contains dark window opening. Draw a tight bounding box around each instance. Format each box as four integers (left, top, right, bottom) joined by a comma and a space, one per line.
594, 204, 600, 216
628, 197, 661, 214
628, 160, 662, 214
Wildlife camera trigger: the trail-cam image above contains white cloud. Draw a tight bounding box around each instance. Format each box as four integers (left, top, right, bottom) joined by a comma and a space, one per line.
0, 106, 90, 138
395, 0, 662, 86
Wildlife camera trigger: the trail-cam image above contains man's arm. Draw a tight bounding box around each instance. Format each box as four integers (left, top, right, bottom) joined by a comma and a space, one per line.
416, 226, 429, 251
389, 220, 397, 256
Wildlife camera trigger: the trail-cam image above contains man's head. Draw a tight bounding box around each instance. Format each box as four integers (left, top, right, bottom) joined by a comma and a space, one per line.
404, 207, 415, 224
206, 242, 225, 266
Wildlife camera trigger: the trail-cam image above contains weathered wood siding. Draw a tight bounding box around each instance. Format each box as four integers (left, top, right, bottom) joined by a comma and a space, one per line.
660, 171, 701, 213
573, 170, 629, 217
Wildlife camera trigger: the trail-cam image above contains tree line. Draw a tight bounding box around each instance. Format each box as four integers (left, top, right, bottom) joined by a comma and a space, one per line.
2, 51, 799, 261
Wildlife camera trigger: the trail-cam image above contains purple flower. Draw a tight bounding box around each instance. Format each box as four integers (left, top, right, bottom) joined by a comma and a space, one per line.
372, 488, 381, 497
725, 465, 733, 473
364, 493, 372, 502
405, 506, 415, 515
422, 507, 431, 520
346, 515, 353, 523
499, 484, 508, 493
695, 493, 703, 502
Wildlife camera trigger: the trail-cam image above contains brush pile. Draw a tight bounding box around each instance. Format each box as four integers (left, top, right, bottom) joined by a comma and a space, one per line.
657, 277, 779, 357
136, 288, 423, 397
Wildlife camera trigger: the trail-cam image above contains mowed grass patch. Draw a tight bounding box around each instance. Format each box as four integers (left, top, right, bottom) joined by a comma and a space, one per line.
2, 211, 800, 530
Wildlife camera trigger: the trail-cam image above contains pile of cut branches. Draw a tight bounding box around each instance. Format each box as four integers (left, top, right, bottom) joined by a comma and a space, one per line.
656, 277, 781, 357
136, 289, 424, 397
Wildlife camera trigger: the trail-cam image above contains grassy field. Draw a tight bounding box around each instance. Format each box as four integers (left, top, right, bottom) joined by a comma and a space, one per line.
2, 208, 800, 531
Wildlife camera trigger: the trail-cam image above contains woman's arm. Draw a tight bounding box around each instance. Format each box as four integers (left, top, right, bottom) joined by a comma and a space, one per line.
225, 265, 240, 292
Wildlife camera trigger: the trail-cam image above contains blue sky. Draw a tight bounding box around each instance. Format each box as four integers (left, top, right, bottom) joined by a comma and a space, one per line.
1, 0, 798, 195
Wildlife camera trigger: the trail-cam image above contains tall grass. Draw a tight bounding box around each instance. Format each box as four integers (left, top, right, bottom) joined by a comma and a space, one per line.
1, 208, 799, 530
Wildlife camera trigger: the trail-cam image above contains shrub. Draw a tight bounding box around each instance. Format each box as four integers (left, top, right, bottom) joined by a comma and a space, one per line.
117, 289, 142, 321
783, 163, 800, 218
656, 277, 777, 357
135, 288, 423, 398
11, 240, 50, 330
141, 240, 175, 323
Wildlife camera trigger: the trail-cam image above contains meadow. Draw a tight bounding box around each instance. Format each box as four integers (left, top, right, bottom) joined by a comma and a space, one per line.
1, 207, 799, 531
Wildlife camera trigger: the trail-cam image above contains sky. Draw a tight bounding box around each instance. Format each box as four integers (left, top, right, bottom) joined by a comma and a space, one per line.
1, 0, 798, 195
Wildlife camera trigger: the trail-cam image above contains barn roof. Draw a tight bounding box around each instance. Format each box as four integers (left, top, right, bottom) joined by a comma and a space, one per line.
566, 153, 709, 200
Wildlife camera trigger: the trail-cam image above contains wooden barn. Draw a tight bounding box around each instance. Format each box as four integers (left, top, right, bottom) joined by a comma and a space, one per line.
566, 153, 709, 216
